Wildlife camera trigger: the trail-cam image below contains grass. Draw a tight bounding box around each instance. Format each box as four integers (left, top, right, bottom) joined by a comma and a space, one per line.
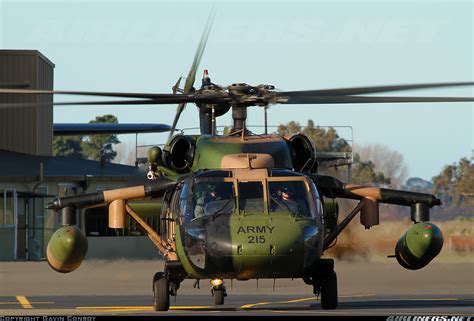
325, 217, 474, 262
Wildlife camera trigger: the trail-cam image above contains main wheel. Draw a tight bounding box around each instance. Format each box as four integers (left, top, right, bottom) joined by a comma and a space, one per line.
320, 270, 338, 310
153, 272, 170, 311
213, 289, 225, 305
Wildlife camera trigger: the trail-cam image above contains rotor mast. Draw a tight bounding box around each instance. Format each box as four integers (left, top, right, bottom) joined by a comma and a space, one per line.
230, 105, 248, 134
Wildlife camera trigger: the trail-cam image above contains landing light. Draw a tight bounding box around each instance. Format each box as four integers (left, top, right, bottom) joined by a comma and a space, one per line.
210, 278, 223, 287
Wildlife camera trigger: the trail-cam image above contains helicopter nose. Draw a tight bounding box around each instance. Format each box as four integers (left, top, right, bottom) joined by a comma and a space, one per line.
205, 213, 319, 278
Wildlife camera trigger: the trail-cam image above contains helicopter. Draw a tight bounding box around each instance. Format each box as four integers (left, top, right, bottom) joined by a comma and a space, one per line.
1, 14, 473, 311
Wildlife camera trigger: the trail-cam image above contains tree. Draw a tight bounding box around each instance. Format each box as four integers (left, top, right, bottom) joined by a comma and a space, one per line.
53, 136, 83, 158
351, 154, 391, 186
357, 144, 408, 188
278, 119, 390, 186
432, 157, 474, 215
81, 114, 121, 162
278, 119, 351, 152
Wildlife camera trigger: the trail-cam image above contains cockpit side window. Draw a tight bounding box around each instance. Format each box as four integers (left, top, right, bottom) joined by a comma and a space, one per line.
179, 182, 190, 220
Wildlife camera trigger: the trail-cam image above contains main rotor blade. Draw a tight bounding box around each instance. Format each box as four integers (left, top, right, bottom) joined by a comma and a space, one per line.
184, 10, 215, 93
167, 10, 215, 144
168, 102, 186, 143
278, 95, 474, 105
0, 88, 188, 99
0, 96, 225, 110
53, 123, 172, 136
281, 82, 474, 97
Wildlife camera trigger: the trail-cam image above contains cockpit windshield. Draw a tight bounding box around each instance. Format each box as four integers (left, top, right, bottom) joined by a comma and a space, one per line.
268, 181, 312, 217
238, 181, 265, 213
191, 180, 235, 219
180, 175, 319, 221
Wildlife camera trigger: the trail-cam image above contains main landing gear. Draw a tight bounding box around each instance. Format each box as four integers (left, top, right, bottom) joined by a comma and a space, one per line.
303, 258, 338, 310
153, 272, 170, 311
152, 262, 185, 312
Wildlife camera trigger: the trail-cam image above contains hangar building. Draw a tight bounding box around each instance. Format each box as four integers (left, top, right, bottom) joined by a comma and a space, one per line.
0, 50, 159, 261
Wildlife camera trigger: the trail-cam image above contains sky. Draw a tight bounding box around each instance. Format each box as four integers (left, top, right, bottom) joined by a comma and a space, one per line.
1, 0, 472, 181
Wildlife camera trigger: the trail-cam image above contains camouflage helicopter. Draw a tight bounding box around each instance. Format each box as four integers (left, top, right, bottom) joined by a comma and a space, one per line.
2, 15, 473, 312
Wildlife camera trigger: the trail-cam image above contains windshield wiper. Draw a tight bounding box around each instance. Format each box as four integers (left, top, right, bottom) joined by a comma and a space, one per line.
270, 196, 299, 216
210, 197, 235, 221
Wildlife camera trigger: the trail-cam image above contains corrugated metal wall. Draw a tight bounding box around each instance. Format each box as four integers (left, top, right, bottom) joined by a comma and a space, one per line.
0, 50, 54, 156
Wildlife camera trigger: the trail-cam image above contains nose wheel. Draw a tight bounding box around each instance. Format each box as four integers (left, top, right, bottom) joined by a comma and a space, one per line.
212, 287, 226, 305
153, 272, 170, 311
210, 279, 227, 306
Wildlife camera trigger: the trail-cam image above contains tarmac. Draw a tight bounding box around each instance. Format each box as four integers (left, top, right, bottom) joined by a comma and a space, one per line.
0, 259, 473, 316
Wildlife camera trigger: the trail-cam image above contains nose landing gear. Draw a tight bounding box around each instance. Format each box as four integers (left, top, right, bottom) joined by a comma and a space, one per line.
210, 278, 227, 305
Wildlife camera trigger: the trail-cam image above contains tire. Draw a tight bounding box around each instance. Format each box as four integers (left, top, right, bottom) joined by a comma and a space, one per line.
213, 289, 225, 305
320, 271, 338, 310
153, 272, 170, 311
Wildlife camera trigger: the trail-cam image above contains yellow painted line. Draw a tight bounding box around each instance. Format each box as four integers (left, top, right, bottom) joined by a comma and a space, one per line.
170, 306, 213, 310
241, 294, 375, 310
78, 309, 150, 313
283, 297, 317, 304
78, 306, 152, 309
339, 294, 376, 298
241, 301, 273, 309
78, 305, 213, 311
0, 302, 19, 305
16, 296, 33, 309
99, 308, 152, 312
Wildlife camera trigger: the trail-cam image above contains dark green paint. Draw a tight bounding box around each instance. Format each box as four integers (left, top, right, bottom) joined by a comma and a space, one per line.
395, 222, 443, 270
47, 226, 88, 272
191, 136, 293, 170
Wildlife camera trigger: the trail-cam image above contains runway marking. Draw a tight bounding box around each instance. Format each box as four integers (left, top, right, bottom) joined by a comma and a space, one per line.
78, 306, 153, 309
77, 305, 213, 313
0, 300, 53, 306
170, 306, 213, 310
339, 294, 376, 298
240, 294, 375, 310
85, 308, 153, 313
241, 302, 273, 309
16, 296, 33, 309
283, 297, 317, 304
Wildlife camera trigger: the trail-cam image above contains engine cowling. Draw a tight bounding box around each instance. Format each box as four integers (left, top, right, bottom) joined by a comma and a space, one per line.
284, 133, 316, 172
46, 226, 88, 273
395, 222, 443, 270
163, 135, 195, 173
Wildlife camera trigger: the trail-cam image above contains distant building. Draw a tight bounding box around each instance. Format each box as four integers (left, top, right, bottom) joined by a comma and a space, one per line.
0, 150, 142, 260
0, 50, 159, 261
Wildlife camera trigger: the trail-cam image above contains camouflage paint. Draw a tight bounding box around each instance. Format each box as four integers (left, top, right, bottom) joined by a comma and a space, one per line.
191, 135, 293, 171
46, 226, 88, 273
175, 211, 321, 279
